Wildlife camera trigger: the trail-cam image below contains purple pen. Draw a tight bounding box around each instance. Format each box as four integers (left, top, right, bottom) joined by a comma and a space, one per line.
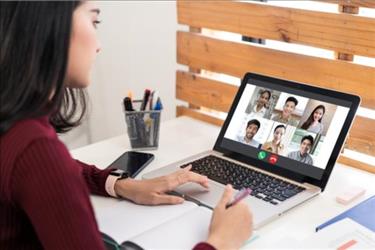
226, 188, 252, 208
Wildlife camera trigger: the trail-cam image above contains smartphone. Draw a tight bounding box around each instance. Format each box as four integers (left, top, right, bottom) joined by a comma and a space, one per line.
107, 151, 154, 178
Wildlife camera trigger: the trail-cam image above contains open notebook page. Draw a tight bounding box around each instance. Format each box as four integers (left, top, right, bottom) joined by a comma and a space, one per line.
129, 205, 212, 249
90, 195, 198, 243
129, 205, 259, 249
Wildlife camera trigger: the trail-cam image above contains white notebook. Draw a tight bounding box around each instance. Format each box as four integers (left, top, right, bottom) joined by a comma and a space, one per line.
92, 195, 257, 249
129, 205, 212, 249
90, 195, 199, 244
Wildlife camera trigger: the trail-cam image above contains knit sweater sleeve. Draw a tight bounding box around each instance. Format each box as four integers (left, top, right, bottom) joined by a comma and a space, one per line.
11, 137, 106, 250
75, 159, 112, 197
193, 242, 216, 250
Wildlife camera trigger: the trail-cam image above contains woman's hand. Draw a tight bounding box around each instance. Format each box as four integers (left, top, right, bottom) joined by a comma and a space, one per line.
207, 185, 253, 250
114, 165, 209, 205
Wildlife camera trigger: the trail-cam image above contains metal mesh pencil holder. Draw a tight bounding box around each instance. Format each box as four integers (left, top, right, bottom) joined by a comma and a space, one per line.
124, 110, 161, 150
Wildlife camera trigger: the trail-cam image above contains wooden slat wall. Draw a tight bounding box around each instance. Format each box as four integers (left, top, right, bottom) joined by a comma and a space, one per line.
176, 106, 223, 127
177, 31, 375, 109
177, 1, 375, 57
175, 0, 375, 172
176, 71, 237, 113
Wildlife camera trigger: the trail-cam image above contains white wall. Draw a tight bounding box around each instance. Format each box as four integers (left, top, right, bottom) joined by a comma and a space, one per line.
61, 1, 179, 149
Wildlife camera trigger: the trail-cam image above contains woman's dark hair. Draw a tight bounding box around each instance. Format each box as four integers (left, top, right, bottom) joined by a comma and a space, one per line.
273, 124, 286, 133
301, 105, 326, 130
0, 1, 85, 135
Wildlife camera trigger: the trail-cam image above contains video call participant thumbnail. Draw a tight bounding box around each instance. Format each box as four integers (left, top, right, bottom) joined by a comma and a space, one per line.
251, 89, 271, 117
287, 135, 314, 165
261, 124, 286, 155
301, 105, 325, 134
237, 119, 261, 147
272, 96, 299, 126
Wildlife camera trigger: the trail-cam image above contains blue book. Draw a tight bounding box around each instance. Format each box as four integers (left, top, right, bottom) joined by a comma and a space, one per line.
316, 195, 375, 232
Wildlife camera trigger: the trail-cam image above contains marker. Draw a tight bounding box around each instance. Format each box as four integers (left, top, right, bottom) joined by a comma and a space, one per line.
226, 188, 252, 209
123, 97, 134, 111
140, 89, 151, 111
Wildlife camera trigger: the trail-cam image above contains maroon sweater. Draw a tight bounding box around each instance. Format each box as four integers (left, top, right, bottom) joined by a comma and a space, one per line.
0, 116, 214, 250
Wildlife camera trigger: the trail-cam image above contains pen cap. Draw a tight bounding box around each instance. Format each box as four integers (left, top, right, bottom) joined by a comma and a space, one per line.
123, 97, 134, 111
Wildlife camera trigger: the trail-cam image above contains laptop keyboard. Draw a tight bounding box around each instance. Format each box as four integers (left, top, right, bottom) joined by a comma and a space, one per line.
181, 155, 305, 205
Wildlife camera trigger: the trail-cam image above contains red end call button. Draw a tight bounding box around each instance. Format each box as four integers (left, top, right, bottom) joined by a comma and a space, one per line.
269, 154, 278, 164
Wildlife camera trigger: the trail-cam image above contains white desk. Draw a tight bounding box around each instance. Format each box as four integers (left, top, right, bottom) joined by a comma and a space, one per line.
71, 116, 375, 248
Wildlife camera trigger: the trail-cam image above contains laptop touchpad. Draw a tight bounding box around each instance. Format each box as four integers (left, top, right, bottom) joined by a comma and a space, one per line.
174, 181, 227, 209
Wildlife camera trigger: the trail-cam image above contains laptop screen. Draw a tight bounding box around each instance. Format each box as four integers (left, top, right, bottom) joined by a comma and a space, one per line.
217, 74, 356, 181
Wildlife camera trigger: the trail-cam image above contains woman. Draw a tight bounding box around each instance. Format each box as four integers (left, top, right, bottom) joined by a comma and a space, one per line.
261, 124, 286, 155
301, 105, 326, 134
250, 89, 271, 117
0, 2, 252, 250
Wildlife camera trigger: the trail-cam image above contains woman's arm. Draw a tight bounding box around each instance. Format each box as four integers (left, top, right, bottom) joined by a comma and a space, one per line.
11, 138, 106, 250
75, 159, 112, 197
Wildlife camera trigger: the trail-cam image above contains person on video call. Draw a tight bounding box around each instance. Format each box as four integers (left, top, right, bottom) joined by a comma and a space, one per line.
0, 2, 252, 250
237, 119, 261, 147
271, 96, 299, 126
287, 135, 314, 165
301, 105, 326, 134
261, 124, 286, 155
249, 89, 271, 117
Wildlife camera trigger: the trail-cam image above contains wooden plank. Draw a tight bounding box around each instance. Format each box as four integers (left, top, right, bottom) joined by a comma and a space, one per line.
316, 0, 375, 8
176, 70, 375, 156
346, 116, 375, 156
177, 31, 375, 109
338, 155, 375, 173
176, 106, 223, 127
177, 1, 375, 57
176, 71, 238, 113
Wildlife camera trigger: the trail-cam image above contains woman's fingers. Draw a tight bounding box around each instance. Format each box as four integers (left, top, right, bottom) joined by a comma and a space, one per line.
152, 194, 184, 205
166, 166, 209, 190
217, 184, 233, 210
183, 165, 192, 171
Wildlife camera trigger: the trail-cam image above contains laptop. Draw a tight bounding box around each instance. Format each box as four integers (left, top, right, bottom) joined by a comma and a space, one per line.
143, 73, 360, 229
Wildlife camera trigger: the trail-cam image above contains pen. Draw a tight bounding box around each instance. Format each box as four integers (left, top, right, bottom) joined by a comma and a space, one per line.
151, 91, 159, 110
140, 89, 151, 111
154, 97, 163, 110
149, 90, 155, 110
226, 188, 252, 209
